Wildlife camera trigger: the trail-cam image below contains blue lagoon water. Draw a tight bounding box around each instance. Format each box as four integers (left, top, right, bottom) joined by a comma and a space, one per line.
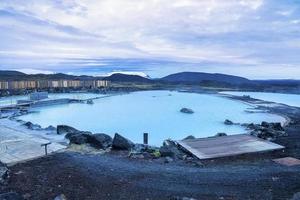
0, 93, 103, 106
221, 91, 300, 107
18, 91, 284, 145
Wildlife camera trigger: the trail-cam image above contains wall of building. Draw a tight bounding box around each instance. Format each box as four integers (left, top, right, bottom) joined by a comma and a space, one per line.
0, 80, 110, 90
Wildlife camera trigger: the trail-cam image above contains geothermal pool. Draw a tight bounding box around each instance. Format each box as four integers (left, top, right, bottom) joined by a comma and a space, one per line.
17, 91, 285, 145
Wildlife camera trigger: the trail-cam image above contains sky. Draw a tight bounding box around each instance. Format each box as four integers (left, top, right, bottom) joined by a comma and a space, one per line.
0, 0, 300, 79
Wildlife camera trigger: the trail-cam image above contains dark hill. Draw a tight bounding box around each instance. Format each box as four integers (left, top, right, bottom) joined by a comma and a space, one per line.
103, 73, 152, 83
161, 72, 251, 85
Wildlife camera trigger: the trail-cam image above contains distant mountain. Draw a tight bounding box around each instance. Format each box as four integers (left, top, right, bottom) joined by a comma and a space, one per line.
0, 70, 26, 76
103, 73, 152, 83
161, 72, 252, 85
0, 70, 28, 81
0, 71, 103, 81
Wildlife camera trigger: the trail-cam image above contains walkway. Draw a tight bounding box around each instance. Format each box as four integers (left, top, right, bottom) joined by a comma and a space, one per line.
0, 119, 66, 165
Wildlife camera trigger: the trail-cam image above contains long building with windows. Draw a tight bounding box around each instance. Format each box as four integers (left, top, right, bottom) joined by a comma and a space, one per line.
0, 80, 110, 90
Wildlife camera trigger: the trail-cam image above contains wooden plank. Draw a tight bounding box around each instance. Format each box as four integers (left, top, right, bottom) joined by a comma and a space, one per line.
177, 134, 284, 160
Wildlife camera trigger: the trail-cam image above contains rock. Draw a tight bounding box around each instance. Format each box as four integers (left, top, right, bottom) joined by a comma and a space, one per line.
290, 192, 300, 200
215, 132, 227, 137
224, 119, 234, 125
261, 121, 271, 128
183, 135, 195, 140
0, 166, 8, 184
132, 144, 158, 154
57, 125, 79, 135
68, 132, 92, 145
87, 99, 94, 105
65, 132, 80, 140
54, 194, 67, 200
246, 123, 258, 130
23, 122, 41, 130
248, 122, 286, 140
112, 133, 134, 150
180, 108, 194, 114
129, 153, 145, 159
261, 122, 284, 131
0, 192, 24, 200
159, 140, 184, 159
87, 133, 112, 149
45, 125, 56, 131
164, 156, 174, 163
271, 122, 284, 131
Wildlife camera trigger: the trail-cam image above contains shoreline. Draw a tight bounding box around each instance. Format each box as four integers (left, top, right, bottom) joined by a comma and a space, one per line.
218, 93, 292, 127
1, 90, 300, 199
1, 90, 293, 147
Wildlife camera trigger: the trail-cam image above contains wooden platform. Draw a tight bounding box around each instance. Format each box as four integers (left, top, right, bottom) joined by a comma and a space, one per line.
177, 134, 284, 160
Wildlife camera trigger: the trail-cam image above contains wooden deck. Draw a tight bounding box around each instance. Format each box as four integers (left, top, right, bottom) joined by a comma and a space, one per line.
177, 134, 284, 160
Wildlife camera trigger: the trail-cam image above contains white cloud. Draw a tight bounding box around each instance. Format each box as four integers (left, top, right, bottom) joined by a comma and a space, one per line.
15, 68, 54, 74
0, 0, 300, 78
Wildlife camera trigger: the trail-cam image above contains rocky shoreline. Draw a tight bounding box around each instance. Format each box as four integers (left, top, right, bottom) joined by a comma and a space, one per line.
1, 92, 300, 199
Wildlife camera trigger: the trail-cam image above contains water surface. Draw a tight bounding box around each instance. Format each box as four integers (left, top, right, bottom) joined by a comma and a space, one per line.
0, 93, 103, 106
18, 91, 284, 145
221, 91, 300, 107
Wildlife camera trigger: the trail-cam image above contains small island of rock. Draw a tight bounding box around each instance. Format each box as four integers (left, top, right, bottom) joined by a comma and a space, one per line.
180, 108, 194, 114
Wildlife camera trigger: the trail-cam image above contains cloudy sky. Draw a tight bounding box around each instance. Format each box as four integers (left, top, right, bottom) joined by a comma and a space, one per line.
0, 0, 300, 79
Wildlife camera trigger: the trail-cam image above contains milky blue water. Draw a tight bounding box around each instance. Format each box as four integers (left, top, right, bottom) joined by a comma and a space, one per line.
221, 91, 300, 107
18, 91, 284, 146
0, 93, 103, 106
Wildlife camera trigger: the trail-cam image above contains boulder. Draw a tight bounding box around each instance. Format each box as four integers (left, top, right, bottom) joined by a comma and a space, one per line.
23, 122, 41, 130
68, 132, 92, 145
183, 135, 195, 140
131, 144, 159, 155
0, 166, 8, 184
180, 108, 194, 114
112, 133, 134, 150
87, 133, 112, 149
260, 122, 284, 131
0, 192, 24, 200
261, 121, 270, 128
224, 119, 234, 125
159, 140, 184, 159
45, 125, 56, 131
215, 132, 227, 137
271, 122, 284, 131
57, 125, 79, 135
246, 123, 259, 130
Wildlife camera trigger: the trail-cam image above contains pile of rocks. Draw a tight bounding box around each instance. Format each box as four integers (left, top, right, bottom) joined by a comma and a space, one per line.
57, 125, 135, 150
244, 121, 287, 141
57, 125, 202, 166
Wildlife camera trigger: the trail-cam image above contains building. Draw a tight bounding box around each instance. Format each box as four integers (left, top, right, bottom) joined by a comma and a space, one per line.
96, 80, 109, 87
0, 79, 110, 90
